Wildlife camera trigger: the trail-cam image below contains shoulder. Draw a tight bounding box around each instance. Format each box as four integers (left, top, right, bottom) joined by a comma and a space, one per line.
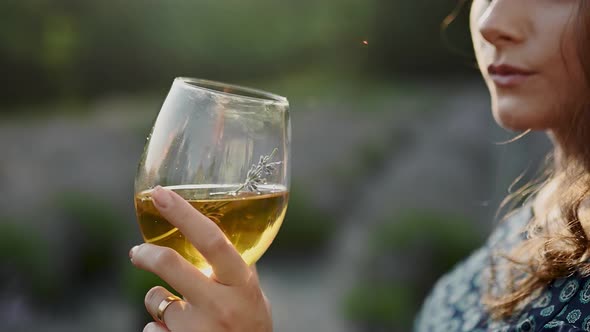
414, 204, 535, 331
520, 274, 590, 330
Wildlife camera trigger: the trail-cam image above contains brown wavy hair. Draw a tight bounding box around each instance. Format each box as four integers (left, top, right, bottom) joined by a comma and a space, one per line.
481, 0, 590, 319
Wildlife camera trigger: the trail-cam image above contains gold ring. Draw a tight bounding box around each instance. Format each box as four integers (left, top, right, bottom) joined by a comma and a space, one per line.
156, 295, 183, 324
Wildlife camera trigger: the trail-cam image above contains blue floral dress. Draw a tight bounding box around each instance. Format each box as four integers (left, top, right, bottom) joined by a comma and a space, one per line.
414, 205, 590, 331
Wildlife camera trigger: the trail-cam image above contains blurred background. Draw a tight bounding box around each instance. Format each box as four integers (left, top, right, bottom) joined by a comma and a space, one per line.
0, 1, 552, 331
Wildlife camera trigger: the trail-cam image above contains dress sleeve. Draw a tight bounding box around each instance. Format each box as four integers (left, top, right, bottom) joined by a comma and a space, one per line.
539, 320, 585, 331
536, 277, 590, 331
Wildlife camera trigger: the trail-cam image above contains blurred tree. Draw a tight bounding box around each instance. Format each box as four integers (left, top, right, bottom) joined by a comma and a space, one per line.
0, 0, 474, 109
344, 210, 484, 330
266, 185, 336, 260
0, 219, 58, 304
368, 0, 474, 77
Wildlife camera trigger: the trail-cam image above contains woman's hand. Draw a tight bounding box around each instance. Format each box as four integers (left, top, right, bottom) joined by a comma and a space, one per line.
129, 186, 273, 332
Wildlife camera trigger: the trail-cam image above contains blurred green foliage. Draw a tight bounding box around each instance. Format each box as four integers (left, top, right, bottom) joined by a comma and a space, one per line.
370, 211, 482, 261
344, 210, 484, 330
55, 192, 130, 281
0, 218, 58, 301
344, 283, 415, 330
0, 0, 473, 108
0, 192, 135, 303
267, 185, 335, 259
371, 0, 473, 76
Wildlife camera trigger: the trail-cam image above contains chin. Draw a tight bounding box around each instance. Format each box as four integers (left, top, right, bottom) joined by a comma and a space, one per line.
491, 96, 550, 132
492, 109, 531, 131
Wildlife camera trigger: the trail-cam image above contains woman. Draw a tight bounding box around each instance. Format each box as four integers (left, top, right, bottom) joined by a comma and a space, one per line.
129, 0, 590, 330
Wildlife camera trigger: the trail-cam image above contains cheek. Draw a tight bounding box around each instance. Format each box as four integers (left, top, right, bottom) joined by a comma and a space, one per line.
559, 31, 588, 109
536, 25, 587, 126
490, 31, 584, 131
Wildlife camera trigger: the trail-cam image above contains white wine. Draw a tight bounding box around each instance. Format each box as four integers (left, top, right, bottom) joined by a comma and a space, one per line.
135, 185, 288, 272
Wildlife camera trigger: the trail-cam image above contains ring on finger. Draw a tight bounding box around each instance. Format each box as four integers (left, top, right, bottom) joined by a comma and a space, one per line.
156, 295, 183, 325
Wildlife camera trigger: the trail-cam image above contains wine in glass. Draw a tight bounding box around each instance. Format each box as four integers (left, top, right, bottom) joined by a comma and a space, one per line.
134, 77, 290, 275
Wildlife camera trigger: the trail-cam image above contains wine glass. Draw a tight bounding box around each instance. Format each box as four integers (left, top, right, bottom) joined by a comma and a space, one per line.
134, 77, 290, 275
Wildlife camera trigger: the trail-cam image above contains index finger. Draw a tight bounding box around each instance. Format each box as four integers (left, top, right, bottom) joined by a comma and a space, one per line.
150, 186, 251, 286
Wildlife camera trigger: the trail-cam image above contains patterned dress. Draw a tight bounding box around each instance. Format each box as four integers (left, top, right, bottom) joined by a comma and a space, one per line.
414, 205, 590, 331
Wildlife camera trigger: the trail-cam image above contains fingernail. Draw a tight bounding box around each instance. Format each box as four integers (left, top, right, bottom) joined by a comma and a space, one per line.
152, 186, 173, 209
129, 245, 139, 263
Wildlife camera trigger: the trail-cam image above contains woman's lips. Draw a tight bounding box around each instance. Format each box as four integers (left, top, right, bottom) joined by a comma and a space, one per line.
488, 64, 536, 88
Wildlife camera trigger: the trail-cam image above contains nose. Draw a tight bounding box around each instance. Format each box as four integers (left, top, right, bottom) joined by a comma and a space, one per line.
477, 0, 527, 47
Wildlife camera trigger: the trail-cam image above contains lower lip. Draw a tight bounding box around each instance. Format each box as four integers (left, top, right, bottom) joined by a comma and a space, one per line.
490, 73, 534, 88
